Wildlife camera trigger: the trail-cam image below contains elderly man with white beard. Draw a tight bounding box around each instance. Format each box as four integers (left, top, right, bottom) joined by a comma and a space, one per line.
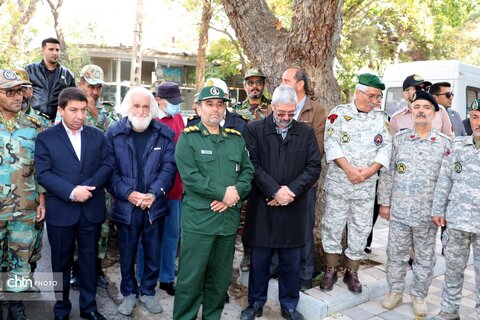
105, 86, 177, 316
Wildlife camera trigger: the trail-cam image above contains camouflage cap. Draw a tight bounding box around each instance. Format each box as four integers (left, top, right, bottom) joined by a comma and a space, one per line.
197, 86, 230, 102
0, 69, 31, 89
80, 64, 106, 85
358, 73, 385, 90
471, 99, 480, 112
244, 68, 266, 80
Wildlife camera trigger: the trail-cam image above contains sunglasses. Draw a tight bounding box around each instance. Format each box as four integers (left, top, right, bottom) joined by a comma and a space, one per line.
0, 87, 27, 97
246, 80, 264, 86
436, 92, 454, 99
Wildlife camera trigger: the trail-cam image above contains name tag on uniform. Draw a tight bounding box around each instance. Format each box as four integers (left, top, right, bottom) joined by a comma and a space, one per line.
201, 150, 213, 155
236, 163, 240, 172
154, 147, 162, 150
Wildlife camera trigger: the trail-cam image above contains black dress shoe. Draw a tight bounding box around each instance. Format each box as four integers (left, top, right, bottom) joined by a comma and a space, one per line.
159, 281, 175, 296
240, 301, 263, 320
54, 316, 69, 320
79, 310, 106, 320
281, 307, 304, 320
70, 275, 79, 290
96, 271, 109, 289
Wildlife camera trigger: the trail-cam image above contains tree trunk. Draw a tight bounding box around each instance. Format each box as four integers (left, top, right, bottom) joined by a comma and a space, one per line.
9, 0, 38, 48
221, 0, 344, 273
195, 0, 213, 91
45, 0, 67, 54
220, 0, 343, 108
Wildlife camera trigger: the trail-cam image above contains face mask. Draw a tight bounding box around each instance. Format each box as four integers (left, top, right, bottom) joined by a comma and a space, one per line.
165, 103, 181, 116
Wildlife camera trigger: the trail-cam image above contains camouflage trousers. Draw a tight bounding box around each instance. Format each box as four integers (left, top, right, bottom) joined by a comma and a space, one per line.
440, 228, 480, 317
386, 220, 437, 298
322, 193, 374, 261
0, 218, 35, 292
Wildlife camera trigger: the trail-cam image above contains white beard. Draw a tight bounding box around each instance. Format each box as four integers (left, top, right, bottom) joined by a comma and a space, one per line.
128, 113, 152, 132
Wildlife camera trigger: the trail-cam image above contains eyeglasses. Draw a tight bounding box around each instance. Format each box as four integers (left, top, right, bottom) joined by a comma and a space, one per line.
0, 87, 27, 97
436, 92, 454, 99
358, 89, 383, 101
275, 110, 296, 118
246, 80, 264, 86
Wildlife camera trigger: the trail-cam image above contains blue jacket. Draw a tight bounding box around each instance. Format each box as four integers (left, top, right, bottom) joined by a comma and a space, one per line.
105, 117, 176, 225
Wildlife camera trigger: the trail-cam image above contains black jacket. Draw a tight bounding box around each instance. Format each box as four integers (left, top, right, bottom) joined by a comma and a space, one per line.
242, 115, 321, 248
25, 61, 76, 119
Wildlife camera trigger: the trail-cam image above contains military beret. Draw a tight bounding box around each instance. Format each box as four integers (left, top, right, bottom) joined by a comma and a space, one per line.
358, 73, 385, 90
412, 90, 439, 111
402, 74, 432, 91
244, 68, 266, 80
197, 86, 230, 102
471, 99, 480, 112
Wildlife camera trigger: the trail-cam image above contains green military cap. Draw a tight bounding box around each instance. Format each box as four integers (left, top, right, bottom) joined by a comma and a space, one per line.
244, 68, 266, 80
358, 73, 385, 90
197, 86, 230, 102
471, 99, 480, 111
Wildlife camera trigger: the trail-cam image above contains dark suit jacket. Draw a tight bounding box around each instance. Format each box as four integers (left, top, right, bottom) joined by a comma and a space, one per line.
35, 122, 113, 227
242, 115, 321, 248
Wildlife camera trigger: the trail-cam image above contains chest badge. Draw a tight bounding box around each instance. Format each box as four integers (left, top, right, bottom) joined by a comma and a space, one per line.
327, 127, 334, 135
397, 163, 406, 173
374, 134, 383, 146
344, 115, 352, 121
454, 162, 462, 173
340, 132, 350, 143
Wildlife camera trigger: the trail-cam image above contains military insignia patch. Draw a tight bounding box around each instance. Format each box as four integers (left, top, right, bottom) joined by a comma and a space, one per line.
431, 137, 436, 141
344, 115, 352, 121
210, 87, 220, 95
340, 132, 350, 143
413, 74, 423, 81
202, 129, 209, 135
374, 134, 383, 146
327, 127, 334, 135
454, 162, 462, 173
3, 70, 17, 80
397, 163, 406, 173
328, 114, 338, 124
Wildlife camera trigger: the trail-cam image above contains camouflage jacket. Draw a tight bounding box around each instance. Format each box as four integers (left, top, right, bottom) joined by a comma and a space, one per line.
377, 128, 451, 226
323, 102, 392, 199
432, 135, 480, 233
0, 112, 43, 220
233, 95, 270, 121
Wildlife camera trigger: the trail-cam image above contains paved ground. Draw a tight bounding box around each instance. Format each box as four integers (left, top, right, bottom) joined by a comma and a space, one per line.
3, 218, 477, 319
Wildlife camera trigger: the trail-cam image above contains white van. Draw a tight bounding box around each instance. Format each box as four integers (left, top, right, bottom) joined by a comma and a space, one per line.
381, 60, 480, 119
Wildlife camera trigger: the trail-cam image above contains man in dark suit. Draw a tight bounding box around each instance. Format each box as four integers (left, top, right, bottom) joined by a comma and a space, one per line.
241, 85, 321, 320
35, 87, 112, 320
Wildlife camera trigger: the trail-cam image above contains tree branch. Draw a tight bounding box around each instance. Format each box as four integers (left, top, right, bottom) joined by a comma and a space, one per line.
208, 24, 248, 73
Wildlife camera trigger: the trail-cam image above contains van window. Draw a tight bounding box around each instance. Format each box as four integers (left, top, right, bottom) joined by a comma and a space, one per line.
466, 86, 480, 116
384, 87, 407, 117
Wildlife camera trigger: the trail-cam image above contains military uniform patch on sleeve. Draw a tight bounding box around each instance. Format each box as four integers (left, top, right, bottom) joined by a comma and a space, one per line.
328, 114, 338, 124
340, 132, 350, 143
327, 127, 334, 135
374, 134, 383, 146
397, 163, 407, 173
454, 162, 462, 173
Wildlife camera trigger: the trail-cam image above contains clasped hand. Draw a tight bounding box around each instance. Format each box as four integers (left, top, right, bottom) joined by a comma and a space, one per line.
128, 191, 155, 210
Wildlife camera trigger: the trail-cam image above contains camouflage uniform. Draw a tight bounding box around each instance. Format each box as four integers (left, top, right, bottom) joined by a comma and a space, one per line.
431, 135, 480, 317
322, 102, 392, 262
233, 95, 270, 121
0, 111, 43, 292
377, 128, 451, 298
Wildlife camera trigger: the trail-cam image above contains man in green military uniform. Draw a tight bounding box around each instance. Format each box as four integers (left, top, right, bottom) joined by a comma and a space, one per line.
0, 69, 45, 320
233, 68, 271, 120
60, 65, 119, 290
173, 86, 254, 320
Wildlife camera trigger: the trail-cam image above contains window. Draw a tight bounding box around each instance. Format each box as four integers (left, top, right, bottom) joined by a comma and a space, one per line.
384, 87, 407, 117
466, 86, 480, 117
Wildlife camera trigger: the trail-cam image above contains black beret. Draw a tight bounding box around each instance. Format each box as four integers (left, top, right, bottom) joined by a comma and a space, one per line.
412, 91, 439, 111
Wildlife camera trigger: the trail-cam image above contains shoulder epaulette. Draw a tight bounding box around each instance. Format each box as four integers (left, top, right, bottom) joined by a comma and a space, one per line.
224, 128, 241, 136
187, 115, 197, 121
436, 131, 452, 141
182, 125, 200, 134
25, 115, 42, 128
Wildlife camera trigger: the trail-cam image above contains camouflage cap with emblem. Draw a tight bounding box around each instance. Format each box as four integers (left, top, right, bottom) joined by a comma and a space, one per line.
0, 69, 31, 89
80, 64, 106, 86
197, 86, 230, 102
244, 68, 266, 80
13, 68, 32, 88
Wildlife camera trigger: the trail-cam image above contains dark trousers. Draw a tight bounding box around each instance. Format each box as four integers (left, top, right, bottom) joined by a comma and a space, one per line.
116, 209, 163, 297
300, 187, 316, 281
249, 246, 301, 310
47, 213, 102, 318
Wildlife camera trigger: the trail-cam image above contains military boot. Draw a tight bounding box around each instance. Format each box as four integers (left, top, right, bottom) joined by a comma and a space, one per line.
411, 295, 427, 317
319, 254, 339, 291
7, 301, 28, 320
344, 259, 362, 293
382, 292, 403, 309
428, 311, 460, 320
